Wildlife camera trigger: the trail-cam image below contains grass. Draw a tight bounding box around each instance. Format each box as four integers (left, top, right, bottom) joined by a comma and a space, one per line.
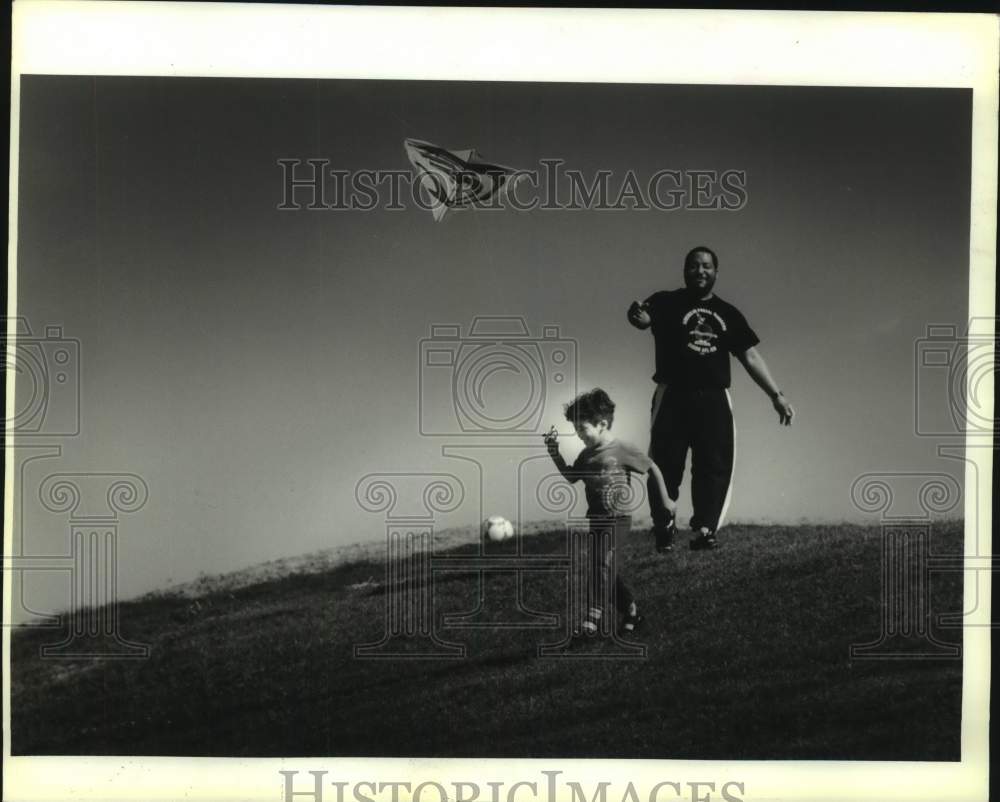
11, 521, 964, 759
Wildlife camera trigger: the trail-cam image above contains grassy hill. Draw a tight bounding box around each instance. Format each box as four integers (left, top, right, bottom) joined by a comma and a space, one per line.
11, 521, 964, 759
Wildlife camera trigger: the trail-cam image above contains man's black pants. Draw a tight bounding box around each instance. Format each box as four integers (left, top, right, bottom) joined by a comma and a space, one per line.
648, 385, 735, 533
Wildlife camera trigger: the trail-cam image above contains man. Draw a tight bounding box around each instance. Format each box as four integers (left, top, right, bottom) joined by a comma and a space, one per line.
627, 246, 794, 552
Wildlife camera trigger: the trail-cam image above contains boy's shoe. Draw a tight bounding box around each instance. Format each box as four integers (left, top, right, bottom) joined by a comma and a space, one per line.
578, 607, 602, 636
654, 519, 677, 553
569, 619, 600, 649
689, 529, 718, 551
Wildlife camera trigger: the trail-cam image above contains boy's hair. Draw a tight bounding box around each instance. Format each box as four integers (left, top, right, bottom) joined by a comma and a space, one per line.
564, 388, 616, 428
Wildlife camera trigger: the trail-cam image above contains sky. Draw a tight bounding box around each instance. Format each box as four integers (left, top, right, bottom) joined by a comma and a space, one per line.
12, 77, 972, 614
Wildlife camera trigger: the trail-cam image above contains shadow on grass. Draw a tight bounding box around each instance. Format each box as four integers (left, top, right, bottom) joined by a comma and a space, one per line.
11, 520, 965, 759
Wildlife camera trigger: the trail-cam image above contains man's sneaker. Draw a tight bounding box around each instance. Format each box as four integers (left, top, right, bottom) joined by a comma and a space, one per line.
689, 529, 718, 551
654, 519, 677, 553
621, 612, 645, 634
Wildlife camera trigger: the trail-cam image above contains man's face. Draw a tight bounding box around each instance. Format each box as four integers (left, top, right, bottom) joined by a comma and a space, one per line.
683, 250, 717, 294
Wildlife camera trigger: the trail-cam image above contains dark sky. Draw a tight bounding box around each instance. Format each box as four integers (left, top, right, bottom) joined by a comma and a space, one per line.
14, 77, 972, 607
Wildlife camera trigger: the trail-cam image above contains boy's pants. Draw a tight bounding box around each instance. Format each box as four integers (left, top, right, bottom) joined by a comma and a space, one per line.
588, 516, 634, 615
648, 385, 735, 533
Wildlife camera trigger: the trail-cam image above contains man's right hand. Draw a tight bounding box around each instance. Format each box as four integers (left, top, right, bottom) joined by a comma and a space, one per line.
627, 300, 652, 329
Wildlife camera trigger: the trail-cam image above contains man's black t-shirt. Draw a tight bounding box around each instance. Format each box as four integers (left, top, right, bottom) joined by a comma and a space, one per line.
643, 289, 760, 388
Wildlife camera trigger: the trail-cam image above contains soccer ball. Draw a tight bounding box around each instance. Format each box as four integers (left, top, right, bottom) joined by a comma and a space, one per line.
482, 515, 514, 543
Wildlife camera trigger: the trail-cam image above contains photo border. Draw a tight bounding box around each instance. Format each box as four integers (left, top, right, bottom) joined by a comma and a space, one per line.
5, 4, 997, 802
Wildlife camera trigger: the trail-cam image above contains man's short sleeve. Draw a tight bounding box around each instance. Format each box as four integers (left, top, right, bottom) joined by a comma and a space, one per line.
727, 307, 761, 355
643, 291, 668, 321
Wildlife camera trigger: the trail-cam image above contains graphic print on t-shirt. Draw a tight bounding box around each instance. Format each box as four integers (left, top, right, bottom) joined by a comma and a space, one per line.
644, 289, 760, 386
573, 440, 653, 518
682, 308, 728, 355
596, 457, 628, 515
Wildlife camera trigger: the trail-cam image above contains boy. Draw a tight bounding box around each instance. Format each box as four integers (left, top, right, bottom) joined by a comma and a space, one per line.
542, 388, 675, 636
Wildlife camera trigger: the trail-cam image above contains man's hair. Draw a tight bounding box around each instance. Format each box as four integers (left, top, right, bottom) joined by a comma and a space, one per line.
564, 388, 616, 428
684, 246, 719, 270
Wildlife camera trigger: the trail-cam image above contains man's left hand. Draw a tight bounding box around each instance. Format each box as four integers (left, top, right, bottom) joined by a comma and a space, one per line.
772, 393, 794, 426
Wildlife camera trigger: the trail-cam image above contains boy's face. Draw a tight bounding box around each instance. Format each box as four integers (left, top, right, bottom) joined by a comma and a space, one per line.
574, 419, 610, 447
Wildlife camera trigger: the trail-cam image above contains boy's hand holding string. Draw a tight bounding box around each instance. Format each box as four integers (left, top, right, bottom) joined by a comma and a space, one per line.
543, 426, 574, 480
